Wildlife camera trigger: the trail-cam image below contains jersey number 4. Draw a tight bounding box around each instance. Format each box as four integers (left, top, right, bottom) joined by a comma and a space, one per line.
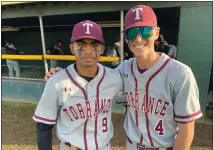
154, 120, 164, 136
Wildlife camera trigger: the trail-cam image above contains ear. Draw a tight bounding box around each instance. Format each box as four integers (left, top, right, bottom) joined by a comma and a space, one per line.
155, 27, 160, 41
69, 43, 75, 54
100, 45, 105, 55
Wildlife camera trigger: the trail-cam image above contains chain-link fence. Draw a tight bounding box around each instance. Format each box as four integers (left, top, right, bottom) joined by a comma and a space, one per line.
2, 59, 45, 79
2, 59, 119, 80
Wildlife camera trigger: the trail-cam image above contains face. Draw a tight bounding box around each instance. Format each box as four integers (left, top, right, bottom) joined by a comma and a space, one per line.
58, 42, 63, 47
126, 27, 160, 57
70, 38, 104, 67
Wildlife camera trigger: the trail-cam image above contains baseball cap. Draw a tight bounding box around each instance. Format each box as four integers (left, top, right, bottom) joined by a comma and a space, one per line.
122, 5, 157, 32
71, 20, 104, 43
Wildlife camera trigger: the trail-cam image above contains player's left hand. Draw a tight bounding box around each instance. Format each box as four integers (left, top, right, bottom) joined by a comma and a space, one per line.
44, 67, 62, 82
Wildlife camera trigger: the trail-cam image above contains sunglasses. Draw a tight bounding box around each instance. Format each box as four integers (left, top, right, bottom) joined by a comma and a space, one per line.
125, 27, 155, 41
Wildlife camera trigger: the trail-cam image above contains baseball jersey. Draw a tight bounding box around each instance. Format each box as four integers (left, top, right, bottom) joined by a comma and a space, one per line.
33, 63, 123, 150
116, 53, 202, 148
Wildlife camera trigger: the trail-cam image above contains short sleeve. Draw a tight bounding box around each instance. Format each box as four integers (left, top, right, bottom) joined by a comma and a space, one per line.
115, 61, 126, 77
173, 68, 203, 122
115, 74, 125, 105
33, 79, 59, 124
111, 65, 126, 113
112, 71, 124, 104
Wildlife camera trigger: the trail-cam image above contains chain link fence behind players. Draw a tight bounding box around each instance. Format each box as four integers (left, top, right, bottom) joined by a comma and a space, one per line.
2, 59, 118, 80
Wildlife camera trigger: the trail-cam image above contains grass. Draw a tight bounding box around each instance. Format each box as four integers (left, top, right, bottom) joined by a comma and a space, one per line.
2, 101, 212, 150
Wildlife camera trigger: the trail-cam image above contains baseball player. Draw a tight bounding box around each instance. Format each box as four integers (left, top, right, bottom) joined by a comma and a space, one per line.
33, 20, 124, 150
121, 5, 202, 150
45, 5, 203, 150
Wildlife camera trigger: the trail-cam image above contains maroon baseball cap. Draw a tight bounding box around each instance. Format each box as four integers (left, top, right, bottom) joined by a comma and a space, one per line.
71, 20, 104, 43
122, 5, 157, 32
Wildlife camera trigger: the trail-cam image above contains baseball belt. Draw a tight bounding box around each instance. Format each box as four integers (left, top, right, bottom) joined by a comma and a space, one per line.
128, 137, 173, 150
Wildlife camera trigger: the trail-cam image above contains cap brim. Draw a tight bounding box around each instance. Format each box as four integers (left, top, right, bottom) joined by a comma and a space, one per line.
122, 22, 156, 32
71, 36, 104, 44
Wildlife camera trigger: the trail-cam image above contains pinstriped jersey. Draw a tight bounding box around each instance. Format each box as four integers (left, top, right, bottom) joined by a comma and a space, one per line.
116, 53, 202, 148
33, 63, 123, 150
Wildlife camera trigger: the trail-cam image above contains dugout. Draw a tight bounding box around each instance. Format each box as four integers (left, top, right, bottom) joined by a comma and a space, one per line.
2, 5, 180, 78
2, 1, 212, 119
1, 11, 122, 78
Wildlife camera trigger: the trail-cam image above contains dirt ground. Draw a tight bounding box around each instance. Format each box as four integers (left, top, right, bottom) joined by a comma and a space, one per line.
2, 101, 212, 150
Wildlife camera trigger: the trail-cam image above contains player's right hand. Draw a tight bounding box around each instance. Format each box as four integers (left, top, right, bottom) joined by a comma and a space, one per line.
44, 67, 62, 82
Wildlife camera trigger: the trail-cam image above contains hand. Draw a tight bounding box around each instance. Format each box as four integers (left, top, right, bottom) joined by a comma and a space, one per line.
44, 67, 62, 82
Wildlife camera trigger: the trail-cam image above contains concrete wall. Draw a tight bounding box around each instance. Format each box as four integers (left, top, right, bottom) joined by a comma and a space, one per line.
2, 79, 45, 103
177, 4, 212, 117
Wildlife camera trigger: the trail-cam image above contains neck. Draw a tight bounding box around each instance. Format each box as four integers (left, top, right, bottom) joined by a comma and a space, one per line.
76, 63, 98, 77
136, 51, 159, 70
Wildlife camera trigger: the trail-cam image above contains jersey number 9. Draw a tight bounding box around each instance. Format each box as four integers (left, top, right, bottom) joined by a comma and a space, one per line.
102, 117, 108, 133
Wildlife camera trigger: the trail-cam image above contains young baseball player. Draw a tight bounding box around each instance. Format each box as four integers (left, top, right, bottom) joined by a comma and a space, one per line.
45, 5, 203, 150
118, 5, 202, 150
33, 20, 124, 150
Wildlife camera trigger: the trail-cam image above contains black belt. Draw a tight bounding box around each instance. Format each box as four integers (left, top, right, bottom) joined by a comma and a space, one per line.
128, 137, 173, 150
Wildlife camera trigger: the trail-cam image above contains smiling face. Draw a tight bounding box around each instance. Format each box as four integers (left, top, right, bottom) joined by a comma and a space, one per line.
126, 27, 160, 57
70, 38, 104, 68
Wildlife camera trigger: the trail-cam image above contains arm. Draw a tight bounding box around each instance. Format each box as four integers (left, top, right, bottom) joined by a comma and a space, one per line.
114, 69, 127, 114
33, 78, 59, 149
173, 121, 195, 150
173, 68, 202, 149
36, 122, 54, 150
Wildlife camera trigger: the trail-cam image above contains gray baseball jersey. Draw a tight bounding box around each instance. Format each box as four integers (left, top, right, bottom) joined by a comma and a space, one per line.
33, 63, 123, 150
116, 53, 202, 148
